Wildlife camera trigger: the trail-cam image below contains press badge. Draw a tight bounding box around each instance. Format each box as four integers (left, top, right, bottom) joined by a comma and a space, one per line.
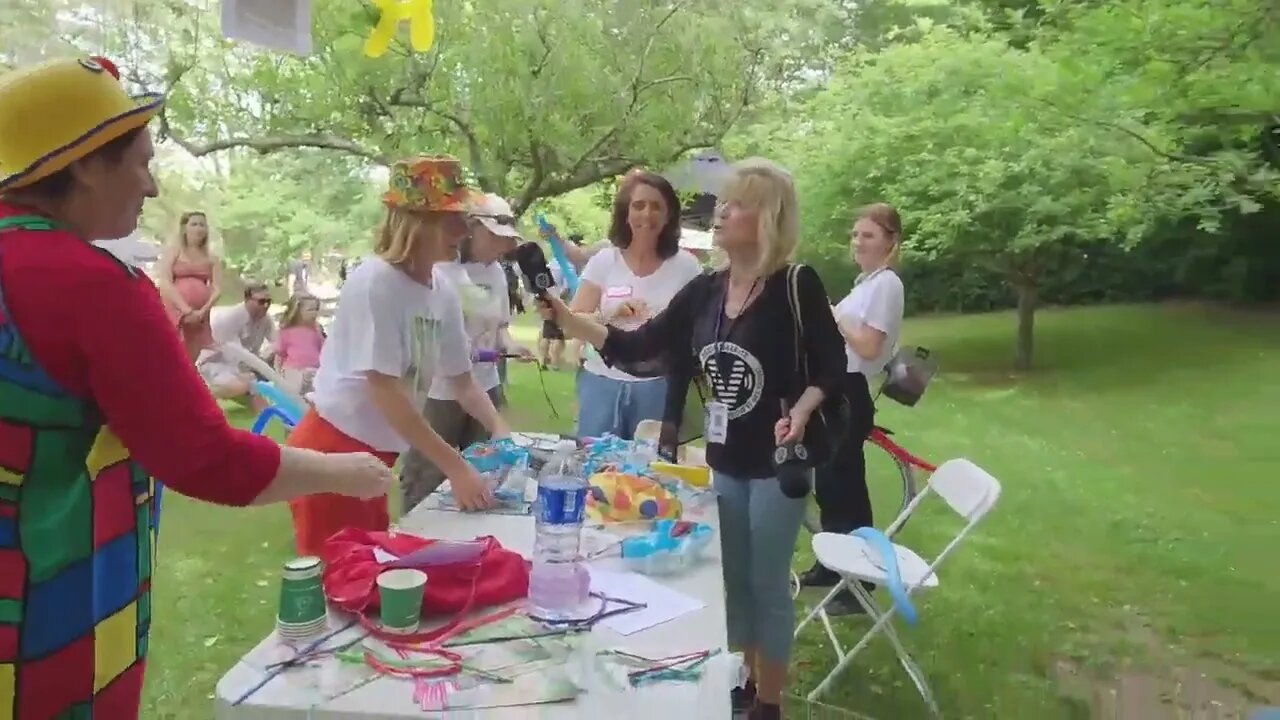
706, 401, 729, 444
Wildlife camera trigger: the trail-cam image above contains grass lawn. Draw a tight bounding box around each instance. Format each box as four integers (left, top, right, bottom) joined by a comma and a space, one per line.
140, 303, 1280, 719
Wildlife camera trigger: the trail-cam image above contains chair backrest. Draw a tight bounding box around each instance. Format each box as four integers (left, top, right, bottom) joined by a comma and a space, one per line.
929, 458, 1001, 523
884, 458, 1002, 592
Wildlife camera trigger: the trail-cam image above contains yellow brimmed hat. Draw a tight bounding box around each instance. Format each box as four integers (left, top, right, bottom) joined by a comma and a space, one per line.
0, 56, 164, 191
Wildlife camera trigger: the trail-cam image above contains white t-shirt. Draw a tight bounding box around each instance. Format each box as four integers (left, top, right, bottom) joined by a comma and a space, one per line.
210, 303, 277, 355
195, 303, 278, 370
834, 268, 905, 376
580, 247, 702, 382
312, 256, 472, 452
428, 260, 510, 399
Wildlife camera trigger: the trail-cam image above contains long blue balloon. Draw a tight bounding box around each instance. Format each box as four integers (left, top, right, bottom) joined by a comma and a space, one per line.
536, 214, 580, 297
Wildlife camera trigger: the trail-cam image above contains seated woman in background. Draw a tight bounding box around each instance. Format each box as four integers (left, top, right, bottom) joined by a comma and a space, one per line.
800, 203, 906, 616
274, 291, 326, 396
570, 170, 702, 439
287, 156, 505, 555
539, 158, 845, 720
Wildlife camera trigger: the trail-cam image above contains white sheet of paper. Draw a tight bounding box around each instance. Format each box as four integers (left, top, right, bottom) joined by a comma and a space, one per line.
589, 568, 705, 636
221, 0, 313, 56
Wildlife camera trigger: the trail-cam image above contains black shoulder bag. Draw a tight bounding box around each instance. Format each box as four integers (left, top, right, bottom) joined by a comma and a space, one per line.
782, 263, 850, 467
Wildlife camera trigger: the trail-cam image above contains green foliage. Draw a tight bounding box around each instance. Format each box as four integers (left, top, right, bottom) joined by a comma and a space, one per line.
737, 4, 1279, 366
525, 187, 611, 243
215, 153, 384, 278
28, 0, 851, 214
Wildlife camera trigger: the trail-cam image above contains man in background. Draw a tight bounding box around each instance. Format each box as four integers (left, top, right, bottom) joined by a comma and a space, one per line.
196, 280, 278, 406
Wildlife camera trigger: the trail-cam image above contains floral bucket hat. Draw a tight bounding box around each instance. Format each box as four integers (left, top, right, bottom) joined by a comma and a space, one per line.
383, 155, 479, 213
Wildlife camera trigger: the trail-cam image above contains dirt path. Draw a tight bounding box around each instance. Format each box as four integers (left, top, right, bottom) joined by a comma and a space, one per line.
1053, 620, 1280, 718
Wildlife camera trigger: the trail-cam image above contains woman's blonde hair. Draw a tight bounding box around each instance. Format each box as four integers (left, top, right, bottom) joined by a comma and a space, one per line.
280, 292, 320, 328
718, 158, 800, 276
374, 207, 441, 266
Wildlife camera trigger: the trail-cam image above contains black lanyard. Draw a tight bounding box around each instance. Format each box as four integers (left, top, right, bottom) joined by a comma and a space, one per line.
711, 277, 759, 392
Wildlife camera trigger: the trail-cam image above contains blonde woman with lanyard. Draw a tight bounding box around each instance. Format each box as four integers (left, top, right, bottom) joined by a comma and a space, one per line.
539, 159, 845, 720
288, 156, 506, 556
399, 193, 532, 512
799, 203, 906, 616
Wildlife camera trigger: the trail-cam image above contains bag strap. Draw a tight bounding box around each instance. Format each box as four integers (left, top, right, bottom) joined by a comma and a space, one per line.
785, 264, 810, 390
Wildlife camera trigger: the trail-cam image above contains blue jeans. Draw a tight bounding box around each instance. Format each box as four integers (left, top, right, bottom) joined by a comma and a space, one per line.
575, 369, 668, 440
714, 471, 808, 664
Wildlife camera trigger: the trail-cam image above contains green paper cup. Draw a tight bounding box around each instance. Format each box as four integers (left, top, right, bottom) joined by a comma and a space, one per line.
377, 568, 427, 635
277, 556, 327, 626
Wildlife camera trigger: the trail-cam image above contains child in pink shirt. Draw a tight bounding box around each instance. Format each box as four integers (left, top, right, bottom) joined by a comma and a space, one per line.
274, 293, 325, 394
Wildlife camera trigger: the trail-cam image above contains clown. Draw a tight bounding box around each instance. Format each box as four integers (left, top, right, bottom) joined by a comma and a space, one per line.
0, 57, 391, 719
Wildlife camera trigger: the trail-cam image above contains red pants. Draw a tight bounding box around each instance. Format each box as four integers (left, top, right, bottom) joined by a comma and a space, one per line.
287, 411, 398, 556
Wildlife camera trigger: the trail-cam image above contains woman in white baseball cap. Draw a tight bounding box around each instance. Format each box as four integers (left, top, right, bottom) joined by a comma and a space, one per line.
399, 193, 532, 511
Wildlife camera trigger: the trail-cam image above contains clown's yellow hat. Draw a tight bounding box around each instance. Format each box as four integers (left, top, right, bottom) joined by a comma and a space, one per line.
0, 56, 164, 191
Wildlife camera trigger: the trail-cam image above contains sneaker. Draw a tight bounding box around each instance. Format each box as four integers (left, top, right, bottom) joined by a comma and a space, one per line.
731, 680, 757, 714
798, 562, 841, 588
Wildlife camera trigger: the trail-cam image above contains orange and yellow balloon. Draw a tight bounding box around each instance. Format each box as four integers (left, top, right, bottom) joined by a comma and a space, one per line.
364, 0, 435, 58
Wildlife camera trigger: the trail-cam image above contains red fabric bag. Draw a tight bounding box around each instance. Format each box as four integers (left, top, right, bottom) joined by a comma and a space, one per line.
321, 528, 530, 617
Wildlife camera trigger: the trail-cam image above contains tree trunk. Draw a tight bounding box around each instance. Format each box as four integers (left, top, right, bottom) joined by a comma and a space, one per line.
1014, 282, 1037, 371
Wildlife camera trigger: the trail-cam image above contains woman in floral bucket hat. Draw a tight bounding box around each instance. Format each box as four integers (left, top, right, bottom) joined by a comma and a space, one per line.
288, 156, 509, 555
0, 58, 392, 719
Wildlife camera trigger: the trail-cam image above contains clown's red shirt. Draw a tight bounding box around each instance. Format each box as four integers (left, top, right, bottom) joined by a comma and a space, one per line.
0, 202, 279, 718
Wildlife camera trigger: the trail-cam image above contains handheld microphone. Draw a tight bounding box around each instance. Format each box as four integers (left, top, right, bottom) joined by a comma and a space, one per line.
509, 241, 555, 301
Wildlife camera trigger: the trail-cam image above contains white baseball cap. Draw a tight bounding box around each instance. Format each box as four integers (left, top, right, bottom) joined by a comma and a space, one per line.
469, 193, 522, 239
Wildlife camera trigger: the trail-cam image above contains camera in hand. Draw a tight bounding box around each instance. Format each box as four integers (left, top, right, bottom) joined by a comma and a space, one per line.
773, 441, 812, 499
773, 401, 812, 499
509, 241, 555, 300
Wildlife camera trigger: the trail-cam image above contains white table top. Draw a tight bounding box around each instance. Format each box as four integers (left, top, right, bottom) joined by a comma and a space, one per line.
215, 499, 732, 719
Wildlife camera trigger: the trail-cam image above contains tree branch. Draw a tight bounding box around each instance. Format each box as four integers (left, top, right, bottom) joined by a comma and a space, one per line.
1027, 96, 1201, 164
529, 12, 553, 79
152, 60, 390, 165
159, 119, 391, 164
512, 132, 548, 214
505, 1, 762, 214
386, 88, 496, 189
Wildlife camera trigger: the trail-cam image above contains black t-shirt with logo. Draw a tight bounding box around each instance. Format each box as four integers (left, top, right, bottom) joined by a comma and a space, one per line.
600, 265, 846, 479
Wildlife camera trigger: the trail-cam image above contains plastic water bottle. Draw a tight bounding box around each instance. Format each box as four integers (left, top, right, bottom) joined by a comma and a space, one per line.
528, 440, 591, 619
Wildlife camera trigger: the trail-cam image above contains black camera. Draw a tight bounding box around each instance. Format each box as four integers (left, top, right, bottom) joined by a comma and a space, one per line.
509, 242, 555, 300
773, 441, 812, 499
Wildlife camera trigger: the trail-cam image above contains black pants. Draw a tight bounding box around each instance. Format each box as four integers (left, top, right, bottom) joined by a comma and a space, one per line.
814, 371, 876, 533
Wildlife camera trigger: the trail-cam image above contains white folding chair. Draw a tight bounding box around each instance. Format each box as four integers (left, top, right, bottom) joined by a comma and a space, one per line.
794, 458, 1002, 717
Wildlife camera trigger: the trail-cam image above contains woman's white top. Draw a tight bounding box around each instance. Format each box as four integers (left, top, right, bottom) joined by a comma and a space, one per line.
579, 247, 702, 382
312, 256, 471, 452
833, 267, 905, 377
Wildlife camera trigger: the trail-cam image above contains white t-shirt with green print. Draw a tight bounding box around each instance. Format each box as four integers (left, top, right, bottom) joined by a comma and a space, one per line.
312, 256, 471, 452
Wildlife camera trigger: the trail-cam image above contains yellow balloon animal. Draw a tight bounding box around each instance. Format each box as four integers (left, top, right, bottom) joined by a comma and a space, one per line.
365, 0, 435, 58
